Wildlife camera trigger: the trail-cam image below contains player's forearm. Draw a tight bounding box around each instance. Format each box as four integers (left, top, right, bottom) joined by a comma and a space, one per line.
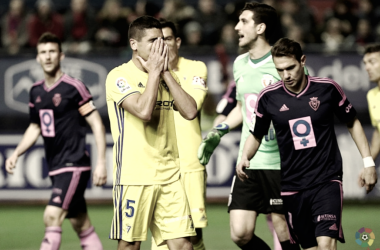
86, 111, 106, 166
222, 102, 243, 129
243, 134, 262, 161
14, 123, 41, 157
370, 129, 380, 160
162, 71, 197, 120
347, 117, 372, 158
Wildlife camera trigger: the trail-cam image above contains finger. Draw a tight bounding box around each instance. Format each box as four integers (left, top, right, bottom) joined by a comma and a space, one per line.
157, 38, 164, 56
151, 39, 158, 54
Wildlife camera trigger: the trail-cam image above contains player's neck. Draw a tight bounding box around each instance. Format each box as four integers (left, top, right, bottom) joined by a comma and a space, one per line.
171, 57, 179, 71
44, 70, 64, 88
248, 40, 271, 60
286, 74, 307, 94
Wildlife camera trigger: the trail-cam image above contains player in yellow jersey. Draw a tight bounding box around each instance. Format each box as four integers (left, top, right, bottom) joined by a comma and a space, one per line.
150, 20, 208, 250
364, 44, 380, 164
106, 16, 197, 250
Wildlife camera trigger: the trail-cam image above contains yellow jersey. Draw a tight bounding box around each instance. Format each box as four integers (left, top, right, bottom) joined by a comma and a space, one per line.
173, 57, 208, 172
106, 60, 180, 185
367, 86, 380, 132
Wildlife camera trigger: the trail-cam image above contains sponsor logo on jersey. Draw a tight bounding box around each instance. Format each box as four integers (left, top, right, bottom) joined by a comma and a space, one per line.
52, 196, 62, 204
262, 74, 275, 87
346, 103, 352, 113
160, 80, 169, 91
329, 223, 338, 231
116, 78, 131, 93
279, 104, 289, 112
270, 198, 283, 205
137, 82, 145, 88
52, 93, 61, 107
309, 97, 320, 111
317, 214, 336, 221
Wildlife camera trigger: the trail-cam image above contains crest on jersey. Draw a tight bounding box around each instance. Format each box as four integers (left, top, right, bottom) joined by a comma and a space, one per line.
309, 97, 320, 111
192, 76, 206, 88
52, 93, 61, 107
261, 74, 275, 87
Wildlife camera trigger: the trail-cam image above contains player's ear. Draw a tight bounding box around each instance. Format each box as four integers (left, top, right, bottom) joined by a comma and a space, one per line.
300, 55, 306, 66
130, 38, 138, 51
176, 37, 181, 49
257, 23, 266, 35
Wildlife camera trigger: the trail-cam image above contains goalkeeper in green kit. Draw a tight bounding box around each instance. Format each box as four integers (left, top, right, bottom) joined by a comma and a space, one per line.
198, 2, 300, 250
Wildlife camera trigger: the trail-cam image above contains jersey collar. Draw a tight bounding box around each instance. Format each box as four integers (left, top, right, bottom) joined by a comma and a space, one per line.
248, 51, 272, 69
282, 75, 311, 98
43, 73, 65, 92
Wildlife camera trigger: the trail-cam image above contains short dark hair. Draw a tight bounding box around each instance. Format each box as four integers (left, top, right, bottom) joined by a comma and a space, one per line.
364, 44, 380, 54
37, 32, 62, 52
128, 15, 162, 41
271, 37, 303, 62
241, 2, 278, 41
159, 18, 178, 38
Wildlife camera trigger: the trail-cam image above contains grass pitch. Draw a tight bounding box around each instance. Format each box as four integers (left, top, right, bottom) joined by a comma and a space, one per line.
0, 203, 379, 250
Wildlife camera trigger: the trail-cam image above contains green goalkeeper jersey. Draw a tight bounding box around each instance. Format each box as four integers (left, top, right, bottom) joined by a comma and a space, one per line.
234, 51, 281, 170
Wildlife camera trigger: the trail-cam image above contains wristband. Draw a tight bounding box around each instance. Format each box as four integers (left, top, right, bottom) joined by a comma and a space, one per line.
363, 156, 375, 168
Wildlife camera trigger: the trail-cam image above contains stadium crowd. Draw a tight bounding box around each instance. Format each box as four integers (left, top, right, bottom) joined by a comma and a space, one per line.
1, 0, 380, 55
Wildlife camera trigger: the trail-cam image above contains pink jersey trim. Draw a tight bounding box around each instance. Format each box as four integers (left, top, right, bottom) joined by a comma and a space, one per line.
49, 166, 91, 176
309, 76, 347, 106
32, 80, 44, 87
331, 180, 344, 238
62, 169, 81, 209
282, 75, 311, 98
29, 102, 34, 108
222, 81, 236, 103
255, 82, 283, 118
41, 74, 65, 92
281, 191, 299, 196
62, 74, 92, 106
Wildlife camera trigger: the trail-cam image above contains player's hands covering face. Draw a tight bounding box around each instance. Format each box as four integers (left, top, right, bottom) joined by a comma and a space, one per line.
136, 38, 168, 74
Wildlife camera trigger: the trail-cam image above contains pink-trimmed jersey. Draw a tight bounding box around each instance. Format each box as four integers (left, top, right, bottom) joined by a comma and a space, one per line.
252, 76, 356, 191
29, 74, 95, 172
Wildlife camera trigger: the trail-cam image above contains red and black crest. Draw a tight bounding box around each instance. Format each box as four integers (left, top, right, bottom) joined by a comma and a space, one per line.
309, 97, 320, 111
52, 93, 61, 107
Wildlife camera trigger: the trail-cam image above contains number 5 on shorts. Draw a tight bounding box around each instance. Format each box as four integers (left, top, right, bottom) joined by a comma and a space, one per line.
125, 199, 135, 218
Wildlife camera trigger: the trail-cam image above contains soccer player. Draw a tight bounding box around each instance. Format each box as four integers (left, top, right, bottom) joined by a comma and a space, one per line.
5, 32, 107, 250
363, 44, 380, 161
237, 37, 378, 250
106, 16, 197, 250
149, 19, 208, 250
198, 2, 298, 250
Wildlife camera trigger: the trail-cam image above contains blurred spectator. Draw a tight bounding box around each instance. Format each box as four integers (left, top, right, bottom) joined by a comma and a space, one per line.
356, 0, 379, 27
158, 0, 194, 39
133, 0, 160, 19
320, 17, 344, 53
324, 0, 358, 38
355, 18, 375, 46
62, 0, 95, 54
281, 0, 317, 43
1, 0, 28, 54
193, 0, 226, 46
28, 0, 63, 47
287, 24, 305, 48
218, 22, 238, 53
95, 0, 129, 48
183, 21, 202, 47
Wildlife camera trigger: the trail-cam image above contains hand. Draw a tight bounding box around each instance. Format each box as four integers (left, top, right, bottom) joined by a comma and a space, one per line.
92, 162, 107, 186
5, 153, 18, 174
136, 38, 166, 73
358, 167, 378, 194
197, 123, 230, 165
236, 157, 249, 181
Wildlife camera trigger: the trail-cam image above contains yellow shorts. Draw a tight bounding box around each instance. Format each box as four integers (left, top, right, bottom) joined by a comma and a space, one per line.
109, 180, 196, 245
181, 170, 208, 228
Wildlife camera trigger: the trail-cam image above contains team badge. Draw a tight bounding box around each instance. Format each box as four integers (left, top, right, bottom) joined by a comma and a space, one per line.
309, 97, 320, 111
192, 76, 206, 87
261, 74, 274, 87
116, 78, 131, 93
36, 96, 41, 103
52, 93, 61, 107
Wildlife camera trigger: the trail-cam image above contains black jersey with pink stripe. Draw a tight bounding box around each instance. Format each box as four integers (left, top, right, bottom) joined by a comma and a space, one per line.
29, 74, 94, 172
251, 76, 356, 191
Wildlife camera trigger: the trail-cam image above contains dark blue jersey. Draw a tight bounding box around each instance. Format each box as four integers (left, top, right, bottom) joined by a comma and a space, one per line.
29, 74, 96, 172
252, 76, 356, 191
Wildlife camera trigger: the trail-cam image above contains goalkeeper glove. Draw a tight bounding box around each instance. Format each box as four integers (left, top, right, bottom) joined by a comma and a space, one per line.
198, 123, 230, 165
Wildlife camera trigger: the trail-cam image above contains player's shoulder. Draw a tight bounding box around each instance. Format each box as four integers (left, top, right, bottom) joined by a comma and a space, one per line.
257, 81, 283, 99
233, 52, 249, 65
179, 57, 206, 70
309, 76, 342, 90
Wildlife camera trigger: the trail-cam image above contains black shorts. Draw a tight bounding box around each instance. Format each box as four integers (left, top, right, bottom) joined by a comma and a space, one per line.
282, 181, 345, 249
228, 169, 283, 214
48, 168, 91, 218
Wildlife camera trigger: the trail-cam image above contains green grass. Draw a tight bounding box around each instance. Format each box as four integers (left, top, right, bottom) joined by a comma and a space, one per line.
0, 203, 379, 250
